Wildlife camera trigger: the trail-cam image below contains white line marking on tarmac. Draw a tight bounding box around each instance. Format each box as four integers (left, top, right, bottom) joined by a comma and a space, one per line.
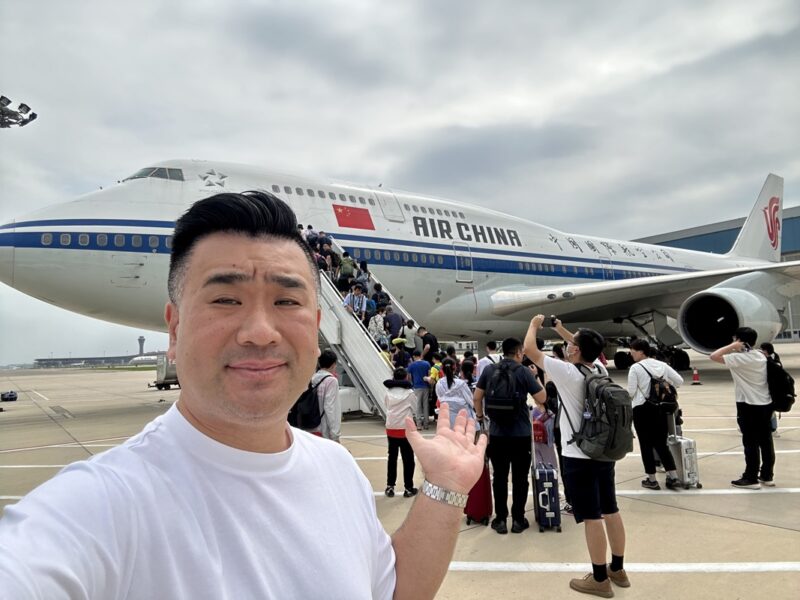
684, 426, 799, 433
0, 496, 22, 500
0, 465, 67, 468
372, 487, 800, 497
30, 390, 51, 402
447, 561, 800, 573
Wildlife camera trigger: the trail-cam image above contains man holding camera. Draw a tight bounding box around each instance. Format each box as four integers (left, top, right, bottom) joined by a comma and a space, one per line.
710, 327, 775, 489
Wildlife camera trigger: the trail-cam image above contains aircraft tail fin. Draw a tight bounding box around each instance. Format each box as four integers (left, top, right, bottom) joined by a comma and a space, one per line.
727, 174, 784, 262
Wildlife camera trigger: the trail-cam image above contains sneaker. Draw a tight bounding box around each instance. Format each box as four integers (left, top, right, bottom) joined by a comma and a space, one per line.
758, 477, 776, 487
665, 477, 682, 490
384, 486, 395, 498
641, 478, 661, 490
562, 503, 574, 516
403, 487, 418, 498
731, 477, 760, 489
607, 567, 630, 588
490, 518, 508, 535
511, 518, 530, 533
569, 573, 614, 598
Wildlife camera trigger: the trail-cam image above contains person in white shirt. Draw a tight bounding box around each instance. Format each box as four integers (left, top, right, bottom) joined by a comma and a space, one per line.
342, 283, 367, 320
710, 327, 775, 489
626, 339, 684, 490
436, 358, 477, 427
475, 340, 499, 379
308, 349, 342, 442
525, 315, 630, 598
0, 191, 487, 600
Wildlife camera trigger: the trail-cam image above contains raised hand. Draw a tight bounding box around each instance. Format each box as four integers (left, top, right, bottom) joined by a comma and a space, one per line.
405, 403, 487, 495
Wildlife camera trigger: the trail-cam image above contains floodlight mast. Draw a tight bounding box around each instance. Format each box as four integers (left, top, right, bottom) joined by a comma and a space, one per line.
0, 95, 37, 128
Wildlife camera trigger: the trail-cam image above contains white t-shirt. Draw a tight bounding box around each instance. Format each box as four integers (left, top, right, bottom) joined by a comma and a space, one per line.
543, 355, 607, 460
627, 358, 684, 408
0, 404, 395, 599
475, 354, 498, 378
723, 351, 771, 405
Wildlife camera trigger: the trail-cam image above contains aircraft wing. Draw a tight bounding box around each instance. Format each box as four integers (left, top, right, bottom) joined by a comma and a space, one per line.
490, 260, 800, 322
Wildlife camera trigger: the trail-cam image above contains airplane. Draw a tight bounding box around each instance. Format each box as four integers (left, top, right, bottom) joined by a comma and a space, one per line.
0, 159, 796, 370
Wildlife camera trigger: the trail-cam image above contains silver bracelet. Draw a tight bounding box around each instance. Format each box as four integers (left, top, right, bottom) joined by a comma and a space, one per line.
420, 479, 469, 508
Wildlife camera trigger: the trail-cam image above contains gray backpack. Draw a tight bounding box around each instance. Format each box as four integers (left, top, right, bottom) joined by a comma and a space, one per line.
561, 364, 633, 461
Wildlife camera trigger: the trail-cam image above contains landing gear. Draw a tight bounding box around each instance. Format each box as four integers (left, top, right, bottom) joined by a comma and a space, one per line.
669, 349, 691, 371
613, 351, 634, 370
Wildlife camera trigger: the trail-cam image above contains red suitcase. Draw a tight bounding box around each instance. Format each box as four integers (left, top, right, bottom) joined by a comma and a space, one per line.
464, 460, 493, 525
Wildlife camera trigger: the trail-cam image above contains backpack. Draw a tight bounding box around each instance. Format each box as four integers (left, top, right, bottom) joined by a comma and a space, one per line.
483, 361, 523, 424
766, 357, 795, 412
288, 375, 331, 429
340, 256, 356, 276
561, 364, 633, 462
637, 364, 679, 413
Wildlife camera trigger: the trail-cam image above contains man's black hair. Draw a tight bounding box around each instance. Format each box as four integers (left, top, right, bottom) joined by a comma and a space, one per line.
393, 367, 408, 380
574, 328, 605, 363
630, 338, 653, 356
319, 349, 338, 369
734, 327, 758, 347
486, 340, 497, 351
168, 191, 319, 302
412, 350, 421, 357
502, 337, 522, 357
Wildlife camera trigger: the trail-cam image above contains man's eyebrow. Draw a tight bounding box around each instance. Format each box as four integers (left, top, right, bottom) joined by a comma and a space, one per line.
201, 271, 308, 290
202, 272, 252, 288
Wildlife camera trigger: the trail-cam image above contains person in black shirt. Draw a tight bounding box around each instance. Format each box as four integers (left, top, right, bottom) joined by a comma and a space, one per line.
473, 337, 546, 534
418, 326, 439, 364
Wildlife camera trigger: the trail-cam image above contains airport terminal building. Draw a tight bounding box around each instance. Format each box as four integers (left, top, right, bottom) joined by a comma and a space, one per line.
637, 205, 800, 340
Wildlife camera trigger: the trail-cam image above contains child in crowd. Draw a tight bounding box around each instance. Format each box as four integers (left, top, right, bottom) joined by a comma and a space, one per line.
382, 367, 418, 498
435, 358, 477, 428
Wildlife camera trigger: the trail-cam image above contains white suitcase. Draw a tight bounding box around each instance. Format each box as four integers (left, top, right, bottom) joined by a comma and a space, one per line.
667, 434, 702, 489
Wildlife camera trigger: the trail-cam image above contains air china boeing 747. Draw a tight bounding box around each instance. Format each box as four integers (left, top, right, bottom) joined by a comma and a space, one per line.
0, 160, 796, 368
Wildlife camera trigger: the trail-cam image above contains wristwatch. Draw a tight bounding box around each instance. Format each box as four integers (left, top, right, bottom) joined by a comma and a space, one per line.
421, 479, 469, 508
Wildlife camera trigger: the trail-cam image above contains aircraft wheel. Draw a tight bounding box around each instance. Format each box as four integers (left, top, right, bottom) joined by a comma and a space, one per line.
156, 384, 164, 391
557, 526, 562, 533
164, 384, 171, 391
670, 349, 691, 371
613, 351, 633, 370
696, 483, 703, 489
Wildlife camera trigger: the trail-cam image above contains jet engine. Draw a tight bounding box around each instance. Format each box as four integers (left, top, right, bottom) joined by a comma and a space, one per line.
678, 283, 784, 354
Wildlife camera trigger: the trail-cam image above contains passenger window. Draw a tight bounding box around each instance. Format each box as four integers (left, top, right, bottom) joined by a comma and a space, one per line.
339, 194, 346, 201
412, 206, 419, 213
444, 210, 451, 217
284, 186, 292, 194
78, 234, 90, 247
349, 195, 356, 203
404, 204, 410, 211
459, 212, 465, 219
296, 188, 304, 196
318, 190, 325, 198
393, 252, 400, 261
131, 235, 142, 248
353, 249, 361, 259
384, 250, 391, 260
519, 262, 524, 271
149, 235, 159, 249
402, 252, 409, 262
167, 168, 184, 181
368, 198, 375, 206
359, 197, 366, 205
59, 233, 71, 246
364, 249, 371, 259
306, 189, 314, 197
437, 255, 443, 265
41, 233, 52, 246
412, 253, 418, 263
329, 192, 336, 199
165, 236, 173, 249
272, 184, 280, 193
421, 207, 427, 214
114, 234, 125, 247
151, 168, 168, 180
420, 254, 427, 264
436, 209, 443, 216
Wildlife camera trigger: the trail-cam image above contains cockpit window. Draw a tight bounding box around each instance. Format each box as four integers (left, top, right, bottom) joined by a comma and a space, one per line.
123, 167, 185, 182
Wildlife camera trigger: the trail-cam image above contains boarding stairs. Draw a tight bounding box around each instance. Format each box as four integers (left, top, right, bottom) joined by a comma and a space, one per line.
317, 239, 417, 420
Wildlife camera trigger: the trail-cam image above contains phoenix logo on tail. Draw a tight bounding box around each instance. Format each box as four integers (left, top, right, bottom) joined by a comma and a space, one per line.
763, 196, 780, 249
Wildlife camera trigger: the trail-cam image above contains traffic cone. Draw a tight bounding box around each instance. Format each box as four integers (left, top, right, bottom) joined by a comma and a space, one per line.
691, 367, 702, 385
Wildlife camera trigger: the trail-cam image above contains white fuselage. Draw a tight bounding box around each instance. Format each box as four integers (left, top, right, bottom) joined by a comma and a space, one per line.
0, 160, 765, 342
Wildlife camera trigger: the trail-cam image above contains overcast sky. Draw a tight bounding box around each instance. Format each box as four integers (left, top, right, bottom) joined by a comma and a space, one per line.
1, 1, 798, 365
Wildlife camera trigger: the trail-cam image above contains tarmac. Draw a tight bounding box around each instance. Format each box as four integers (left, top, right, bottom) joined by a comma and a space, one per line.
1, 347, 799, 599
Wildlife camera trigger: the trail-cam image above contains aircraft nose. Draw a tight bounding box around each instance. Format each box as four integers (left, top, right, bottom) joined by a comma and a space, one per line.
0, 232, 14, 286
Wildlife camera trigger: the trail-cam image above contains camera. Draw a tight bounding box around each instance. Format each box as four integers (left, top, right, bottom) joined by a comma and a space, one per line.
550, 316, 558, 327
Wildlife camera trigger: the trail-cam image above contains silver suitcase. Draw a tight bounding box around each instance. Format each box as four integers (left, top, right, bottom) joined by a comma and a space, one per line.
667, 434, 702, 489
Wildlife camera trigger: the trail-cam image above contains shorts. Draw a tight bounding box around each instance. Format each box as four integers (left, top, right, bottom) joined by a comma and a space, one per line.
562, 456, 619, 523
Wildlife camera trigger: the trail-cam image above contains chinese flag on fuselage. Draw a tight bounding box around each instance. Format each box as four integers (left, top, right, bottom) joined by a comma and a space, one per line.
332, 204, 375, 230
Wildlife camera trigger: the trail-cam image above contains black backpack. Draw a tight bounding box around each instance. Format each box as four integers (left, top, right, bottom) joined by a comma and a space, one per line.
637, 364, 679, 413
766, 358, 795, 412
288, 375, 331, 429
483, 361, 522, 423
561, 364, 633, 462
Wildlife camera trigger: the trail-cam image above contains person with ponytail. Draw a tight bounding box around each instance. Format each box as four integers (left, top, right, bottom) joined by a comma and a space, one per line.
435, 358, 476, 427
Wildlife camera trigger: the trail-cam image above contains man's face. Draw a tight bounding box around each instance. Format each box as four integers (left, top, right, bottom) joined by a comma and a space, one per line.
166, 233, 320, 426
353, 287, 362, 296
566, 337, 581, 364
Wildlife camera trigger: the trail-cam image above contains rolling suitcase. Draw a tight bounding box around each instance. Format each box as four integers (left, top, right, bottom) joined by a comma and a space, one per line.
464, 459, 492, 525
532, 461, 562, 532
667, 414, 702, 489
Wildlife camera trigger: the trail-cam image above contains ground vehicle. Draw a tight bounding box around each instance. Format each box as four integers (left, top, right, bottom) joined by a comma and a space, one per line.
149, 354, 179, 391
1, 390, 18, 401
